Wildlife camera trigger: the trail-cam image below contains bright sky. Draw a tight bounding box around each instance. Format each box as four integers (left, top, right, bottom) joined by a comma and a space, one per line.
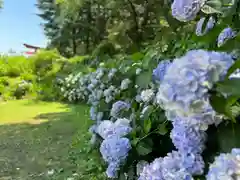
0, 0, 48, 54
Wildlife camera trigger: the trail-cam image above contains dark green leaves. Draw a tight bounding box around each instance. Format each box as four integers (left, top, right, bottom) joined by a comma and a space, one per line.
136, 141, 152, 156
217, 122, 240, 153
157, 123, 168, 136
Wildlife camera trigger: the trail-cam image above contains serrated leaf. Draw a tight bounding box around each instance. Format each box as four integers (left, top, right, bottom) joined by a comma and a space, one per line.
157, 123, 168, 135
143, 119, 152, 134
136, 142, 152, 156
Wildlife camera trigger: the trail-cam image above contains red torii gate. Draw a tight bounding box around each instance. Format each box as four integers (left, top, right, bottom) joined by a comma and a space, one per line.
23, 43, 42, 55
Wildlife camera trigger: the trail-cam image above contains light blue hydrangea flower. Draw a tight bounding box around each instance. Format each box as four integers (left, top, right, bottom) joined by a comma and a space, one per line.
206, 148, 240, 180
156, 50, 234, 118
161, 151, 202, 179
100, 137, 131, 178
97, 119, 132, 139
171, 0, 206, 22
170, 120, 207, 154
217, 27, 237, 47
152, 60, 172, 83
108, 68, 117, 79
110, 101, 131, 118
138, 158, 163, 180
106, 162, 120, 178
196, 16, 215, 36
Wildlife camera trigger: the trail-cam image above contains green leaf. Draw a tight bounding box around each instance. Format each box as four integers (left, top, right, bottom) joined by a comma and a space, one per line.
141, 105, 154, 120
131, 52, 144, 61
216, 78, 240, 96
136, 141, 152, 156
143, 119, 152, 134
209, 94, 227, 114
157, 123, 168, 136
217, 122, 240, 153
135, 70, 152, 89
201, 0, 222, 14
225, 60, 240, 79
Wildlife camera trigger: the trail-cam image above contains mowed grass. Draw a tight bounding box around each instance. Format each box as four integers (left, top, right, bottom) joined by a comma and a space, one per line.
0, 100, 105, 180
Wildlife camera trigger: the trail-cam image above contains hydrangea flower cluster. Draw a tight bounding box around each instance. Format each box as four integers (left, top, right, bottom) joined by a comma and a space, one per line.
196, 16, 215, 36
110, 101, 131, 118
139, 151, 205, 180
206, 148, 240, 180
171, 0, 206, 22
152, 60, 172, 83
97, 118, 132, 177
139, 49, 235, 179
217, 27, 237, 47
100, 137, 132, 178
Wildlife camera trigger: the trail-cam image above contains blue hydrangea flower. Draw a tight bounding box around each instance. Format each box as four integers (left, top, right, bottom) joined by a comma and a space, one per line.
161, 151, 194, 180
106, 162, 120, 178
170, 120, 207, 154
181, 153, 205, 175
217, 27, 237, 47
156, 50, 234, 118
206, 148, 240, 180
196, 16, 215, 36
100, 137, 131, 178
97, 120, 132, 139
152, 60, 172, 83
171, 0, 206, 22
110, 101, 131, 118
138, 158, 163, 180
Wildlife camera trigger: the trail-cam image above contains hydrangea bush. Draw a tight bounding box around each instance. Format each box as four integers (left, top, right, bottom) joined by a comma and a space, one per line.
59, 0, 240, 179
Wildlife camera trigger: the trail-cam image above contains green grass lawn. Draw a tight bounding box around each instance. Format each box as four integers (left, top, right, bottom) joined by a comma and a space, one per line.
0, 100, 106, 180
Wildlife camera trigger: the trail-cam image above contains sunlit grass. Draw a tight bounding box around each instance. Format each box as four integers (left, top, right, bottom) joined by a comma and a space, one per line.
0, 100, 105, 180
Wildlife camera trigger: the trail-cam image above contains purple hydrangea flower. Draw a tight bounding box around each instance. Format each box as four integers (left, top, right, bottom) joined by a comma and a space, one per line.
217, 27, 237, 47
153, 60, 172, 83
171, 0, 206, 22
196, 16, 215, 36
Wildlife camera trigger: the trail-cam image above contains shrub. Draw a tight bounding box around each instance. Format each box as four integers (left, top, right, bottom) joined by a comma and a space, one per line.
59, 48, 240, 179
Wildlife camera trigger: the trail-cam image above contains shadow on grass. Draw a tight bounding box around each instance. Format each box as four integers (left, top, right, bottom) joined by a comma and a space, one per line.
0, 104, 105, 180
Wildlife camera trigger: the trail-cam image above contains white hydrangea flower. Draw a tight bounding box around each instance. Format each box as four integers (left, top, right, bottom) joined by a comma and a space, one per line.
141, 89, 155, 102
121, 79, 131, 90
